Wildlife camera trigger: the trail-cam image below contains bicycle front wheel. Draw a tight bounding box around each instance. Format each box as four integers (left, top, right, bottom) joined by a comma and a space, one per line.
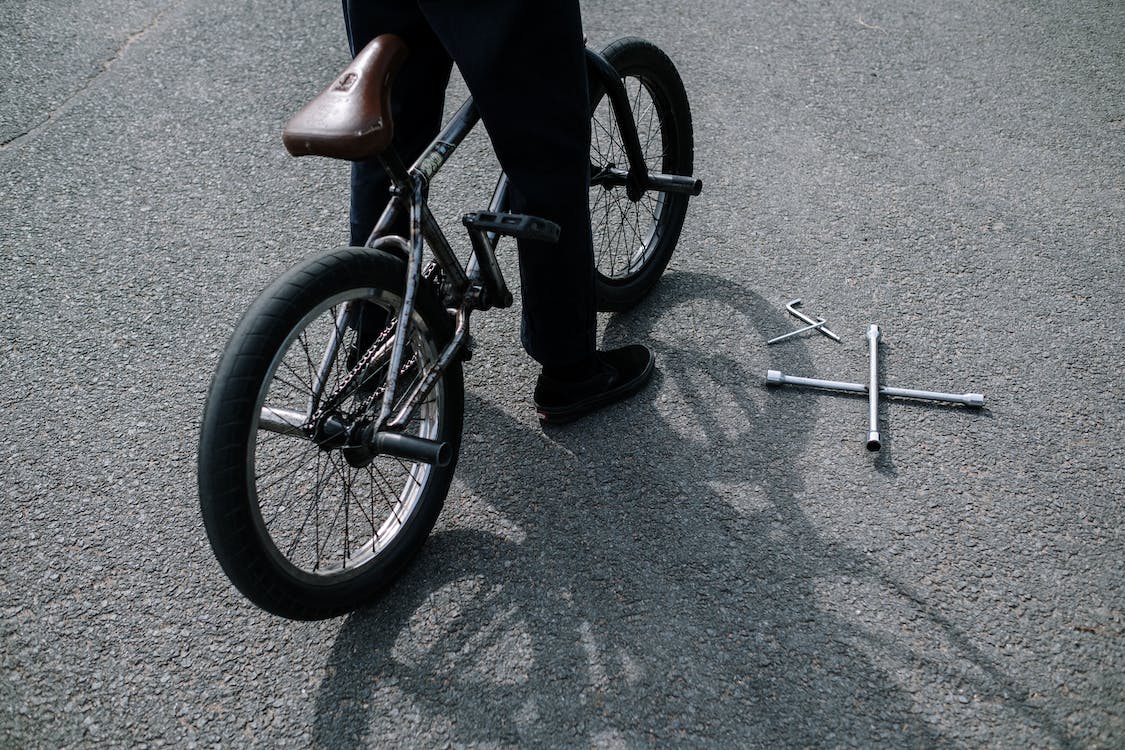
198, 247, 464, 620
589, 37, 695, 312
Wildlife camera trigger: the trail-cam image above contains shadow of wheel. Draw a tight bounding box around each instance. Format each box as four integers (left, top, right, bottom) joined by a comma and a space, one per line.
311, 271, 842, 747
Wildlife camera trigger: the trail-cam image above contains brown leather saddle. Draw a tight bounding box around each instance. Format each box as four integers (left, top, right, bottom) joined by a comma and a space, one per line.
281, 34, 408, 161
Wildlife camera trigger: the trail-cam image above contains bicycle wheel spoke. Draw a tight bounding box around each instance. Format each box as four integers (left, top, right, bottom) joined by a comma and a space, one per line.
256, 445, 318, 500
249, 289, 446, 576
279, 450, 325, 563
313, 453, 350, 567
371, 460, 410, 519
342, 458, 352, 568
296, 327, 316, 388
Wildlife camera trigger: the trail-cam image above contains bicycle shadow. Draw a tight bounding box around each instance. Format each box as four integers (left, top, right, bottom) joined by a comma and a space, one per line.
310, 272, 1072, 748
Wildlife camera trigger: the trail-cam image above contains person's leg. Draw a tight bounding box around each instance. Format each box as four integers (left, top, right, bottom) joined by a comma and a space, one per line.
342, 0, 454, 245
417, 1, 654, 422
344, 1, 653, 422
417, 1, 597, 370
341, 1, 455, 364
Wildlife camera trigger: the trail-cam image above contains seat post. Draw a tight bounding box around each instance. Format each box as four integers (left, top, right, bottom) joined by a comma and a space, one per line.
367, 149, 414, 247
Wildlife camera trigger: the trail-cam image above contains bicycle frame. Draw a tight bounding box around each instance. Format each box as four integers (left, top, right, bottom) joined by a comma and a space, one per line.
202, 34, 710, 620
305, 45, 701, 447
364, 95, 485, 432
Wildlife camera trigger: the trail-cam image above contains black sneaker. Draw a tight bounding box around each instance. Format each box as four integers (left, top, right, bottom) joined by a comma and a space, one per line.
533, 345, 656, 425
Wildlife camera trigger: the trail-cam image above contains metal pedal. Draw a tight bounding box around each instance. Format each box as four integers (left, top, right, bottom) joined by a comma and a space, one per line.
462, 211, 561, 243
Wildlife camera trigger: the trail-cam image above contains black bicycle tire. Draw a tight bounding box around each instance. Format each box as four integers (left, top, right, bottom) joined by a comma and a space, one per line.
198, 247, 463, 620
590, 37, 695, 312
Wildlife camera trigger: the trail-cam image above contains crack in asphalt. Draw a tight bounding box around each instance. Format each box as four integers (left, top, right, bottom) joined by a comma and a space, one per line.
0, 0, 183, 151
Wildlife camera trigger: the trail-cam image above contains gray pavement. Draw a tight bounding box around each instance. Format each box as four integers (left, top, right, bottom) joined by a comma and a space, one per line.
2, 0, 1122, 747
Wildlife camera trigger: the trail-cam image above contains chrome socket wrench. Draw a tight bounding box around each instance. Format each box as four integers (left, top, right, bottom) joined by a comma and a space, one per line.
765, 370, 986, 408
866, 324, 881, 451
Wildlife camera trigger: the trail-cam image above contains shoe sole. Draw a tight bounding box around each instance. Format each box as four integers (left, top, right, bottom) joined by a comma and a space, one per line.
535, 351, 656, 425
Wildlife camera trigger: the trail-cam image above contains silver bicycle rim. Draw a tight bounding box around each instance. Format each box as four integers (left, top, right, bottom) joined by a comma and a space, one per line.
247, 288, 442, 578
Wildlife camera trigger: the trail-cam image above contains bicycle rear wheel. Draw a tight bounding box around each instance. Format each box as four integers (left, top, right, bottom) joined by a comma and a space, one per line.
198, 247, 463, 620
589, 37, 695, 312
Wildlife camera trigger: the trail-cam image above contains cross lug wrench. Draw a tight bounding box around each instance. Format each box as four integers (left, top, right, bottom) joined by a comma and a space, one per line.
765, 322, 985, 452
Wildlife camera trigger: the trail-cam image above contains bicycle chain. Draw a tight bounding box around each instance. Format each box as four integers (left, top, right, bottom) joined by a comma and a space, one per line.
302, 263, 441, 431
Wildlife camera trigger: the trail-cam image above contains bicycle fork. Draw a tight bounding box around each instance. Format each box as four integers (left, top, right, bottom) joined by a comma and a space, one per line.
585, 48, 702, 199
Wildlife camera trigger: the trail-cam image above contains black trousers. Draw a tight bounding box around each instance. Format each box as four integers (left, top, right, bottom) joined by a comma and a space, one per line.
342, 0, 597, 369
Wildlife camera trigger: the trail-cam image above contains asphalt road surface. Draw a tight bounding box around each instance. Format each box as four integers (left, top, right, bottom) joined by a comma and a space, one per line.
2, 0, 1122, 747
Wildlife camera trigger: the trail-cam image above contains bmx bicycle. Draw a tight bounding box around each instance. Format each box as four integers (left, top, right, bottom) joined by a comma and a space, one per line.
198, 34, 701, 620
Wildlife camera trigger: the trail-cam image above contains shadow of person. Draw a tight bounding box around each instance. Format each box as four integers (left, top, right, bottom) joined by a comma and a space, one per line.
312, 272, 1070, 748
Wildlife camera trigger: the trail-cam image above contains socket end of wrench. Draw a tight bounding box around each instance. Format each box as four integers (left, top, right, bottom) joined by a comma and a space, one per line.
766, 370, 784, 386
866, 431, 882, 452
964, 394, 986, 407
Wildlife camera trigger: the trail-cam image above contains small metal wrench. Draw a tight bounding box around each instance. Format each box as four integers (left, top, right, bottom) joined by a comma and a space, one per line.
786, 299, 841, 342
767, 318, 827, 345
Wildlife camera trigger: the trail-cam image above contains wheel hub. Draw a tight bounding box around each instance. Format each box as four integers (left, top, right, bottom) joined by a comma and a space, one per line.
311, 413, 350, 452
